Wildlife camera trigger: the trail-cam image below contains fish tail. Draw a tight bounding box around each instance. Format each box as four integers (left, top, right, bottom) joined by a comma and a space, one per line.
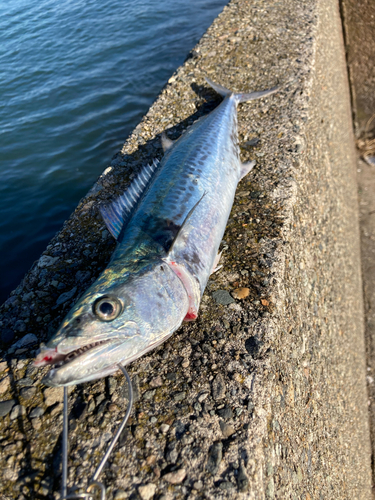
204, 76, 278, 104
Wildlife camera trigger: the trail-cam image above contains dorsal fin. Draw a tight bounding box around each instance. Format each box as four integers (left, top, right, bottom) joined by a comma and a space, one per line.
100, 159, 160, 240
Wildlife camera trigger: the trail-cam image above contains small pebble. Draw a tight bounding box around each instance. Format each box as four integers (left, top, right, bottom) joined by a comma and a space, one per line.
219, 481, 235, 490
146, 455, 157, 465
32, 418, 42, 430
149, 376, 163, 388
30, 407, 44, 419
193, 481, 203, 490
10, 405, 26, 420
160, 423, 170, 434
238, 462, 250, 491
231, 287, 250, 300
44, 387, 63, 407
212, 374, 226, 400
244, 137, 260, 147
163, 468, 186, 484
212, 290, 235, 305
173, 391, 186, 402
56, 287, 77, 306
143, 389, 156, 400
96, 394, 106, 406
50, 403, 63, 417
20, 387, 36, 400
17, 377, 34, 388
113, 490, 127, 500
219, 421, 235, 438
12, 333, 38, 349
198, 392, 209, 403
138, 483, 156, 500
217, 407, 233, 419
206, 442, 222, 475
87, 399, 95, 413
108, 378, 117, 395
0, 375, 10, 394
38, 255, 59, 268
0, 399, 16, 417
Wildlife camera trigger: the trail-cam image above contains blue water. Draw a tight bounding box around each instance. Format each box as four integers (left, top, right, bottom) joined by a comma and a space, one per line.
0, 0, 227, 303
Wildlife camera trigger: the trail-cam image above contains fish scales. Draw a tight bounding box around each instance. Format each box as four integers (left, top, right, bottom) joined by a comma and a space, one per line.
34, 78, 278, 386
115, 92, 239, 296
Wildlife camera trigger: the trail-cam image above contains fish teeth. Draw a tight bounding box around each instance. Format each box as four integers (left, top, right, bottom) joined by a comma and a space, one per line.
63, 340, 108, 364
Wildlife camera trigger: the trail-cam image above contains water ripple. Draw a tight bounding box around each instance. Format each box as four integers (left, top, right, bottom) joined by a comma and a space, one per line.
0, 0, 227, 301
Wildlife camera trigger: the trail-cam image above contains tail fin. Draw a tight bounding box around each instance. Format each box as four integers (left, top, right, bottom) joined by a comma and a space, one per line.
205, 77, 278, 104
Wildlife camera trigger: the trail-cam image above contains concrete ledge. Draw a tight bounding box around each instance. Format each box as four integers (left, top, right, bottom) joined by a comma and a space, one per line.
343, 0, 375, 488
0, 0, 372, 498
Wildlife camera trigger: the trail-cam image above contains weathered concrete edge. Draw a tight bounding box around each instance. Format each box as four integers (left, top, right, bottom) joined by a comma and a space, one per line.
0, 0, 372, 498
341, 0, 375, 491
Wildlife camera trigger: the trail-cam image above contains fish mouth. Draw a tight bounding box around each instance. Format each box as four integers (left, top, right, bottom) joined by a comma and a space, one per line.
34, 339, 111, 368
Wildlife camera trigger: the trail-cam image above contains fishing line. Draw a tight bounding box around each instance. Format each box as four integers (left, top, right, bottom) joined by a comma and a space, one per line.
60, 365, 133, 500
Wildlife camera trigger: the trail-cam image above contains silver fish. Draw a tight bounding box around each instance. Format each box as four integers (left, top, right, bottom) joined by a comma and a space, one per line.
34, 78, 277, 386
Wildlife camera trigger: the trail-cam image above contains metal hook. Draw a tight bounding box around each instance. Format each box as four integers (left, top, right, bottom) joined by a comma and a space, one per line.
61, 364, 133, 499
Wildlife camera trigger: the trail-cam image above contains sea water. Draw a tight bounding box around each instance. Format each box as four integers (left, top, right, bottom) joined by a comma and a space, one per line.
0, 0, 227, 302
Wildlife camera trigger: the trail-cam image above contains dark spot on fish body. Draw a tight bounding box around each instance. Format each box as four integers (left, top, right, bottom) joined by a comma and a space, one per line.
182, 249, 202, 268
191, 250, 201, 266
182, 192, 192, 204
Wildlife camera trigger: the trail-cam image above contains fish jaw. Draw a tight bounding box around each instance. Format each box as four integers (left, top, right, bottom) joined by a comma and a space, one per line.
34, 345, 66, 367
40, 318, 176, 387
35, 258, 190, 386
41, 339, 129, 386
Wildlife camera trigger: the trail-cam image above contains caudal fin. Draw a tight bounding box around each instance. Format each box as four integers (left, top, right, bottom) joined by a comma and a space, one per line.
205, 76, 278, 104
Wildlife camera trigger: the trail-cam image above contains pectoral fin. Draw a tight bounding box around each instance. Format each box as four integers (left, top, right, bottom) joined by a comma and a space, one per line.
240, 160, 256, 180
211, 251, 223, 274
161, 132, 175, 152
167, 192, 206, 255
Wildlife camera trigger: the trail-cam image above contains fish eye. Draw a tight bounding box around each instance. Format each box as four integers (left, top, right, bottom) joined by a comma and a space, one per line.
94, 297, 122, 322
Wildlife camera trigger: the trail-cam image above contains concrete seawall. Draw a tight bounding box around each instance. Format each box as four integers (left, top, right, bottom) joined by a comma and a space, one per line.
0, 0, 372, 498
342, 0, 375, 490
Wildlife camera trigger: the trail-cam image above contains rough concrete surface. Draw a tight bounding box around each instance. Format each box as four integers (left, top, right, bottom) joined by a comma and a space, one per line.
0, 0, 372, 499
342, 0, 375, 490
358, 156, 375, 493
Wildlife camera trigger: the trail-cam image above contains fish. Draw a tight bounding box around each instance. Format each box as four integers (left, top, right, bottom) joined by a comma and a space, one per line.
34, 78, 278, 386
